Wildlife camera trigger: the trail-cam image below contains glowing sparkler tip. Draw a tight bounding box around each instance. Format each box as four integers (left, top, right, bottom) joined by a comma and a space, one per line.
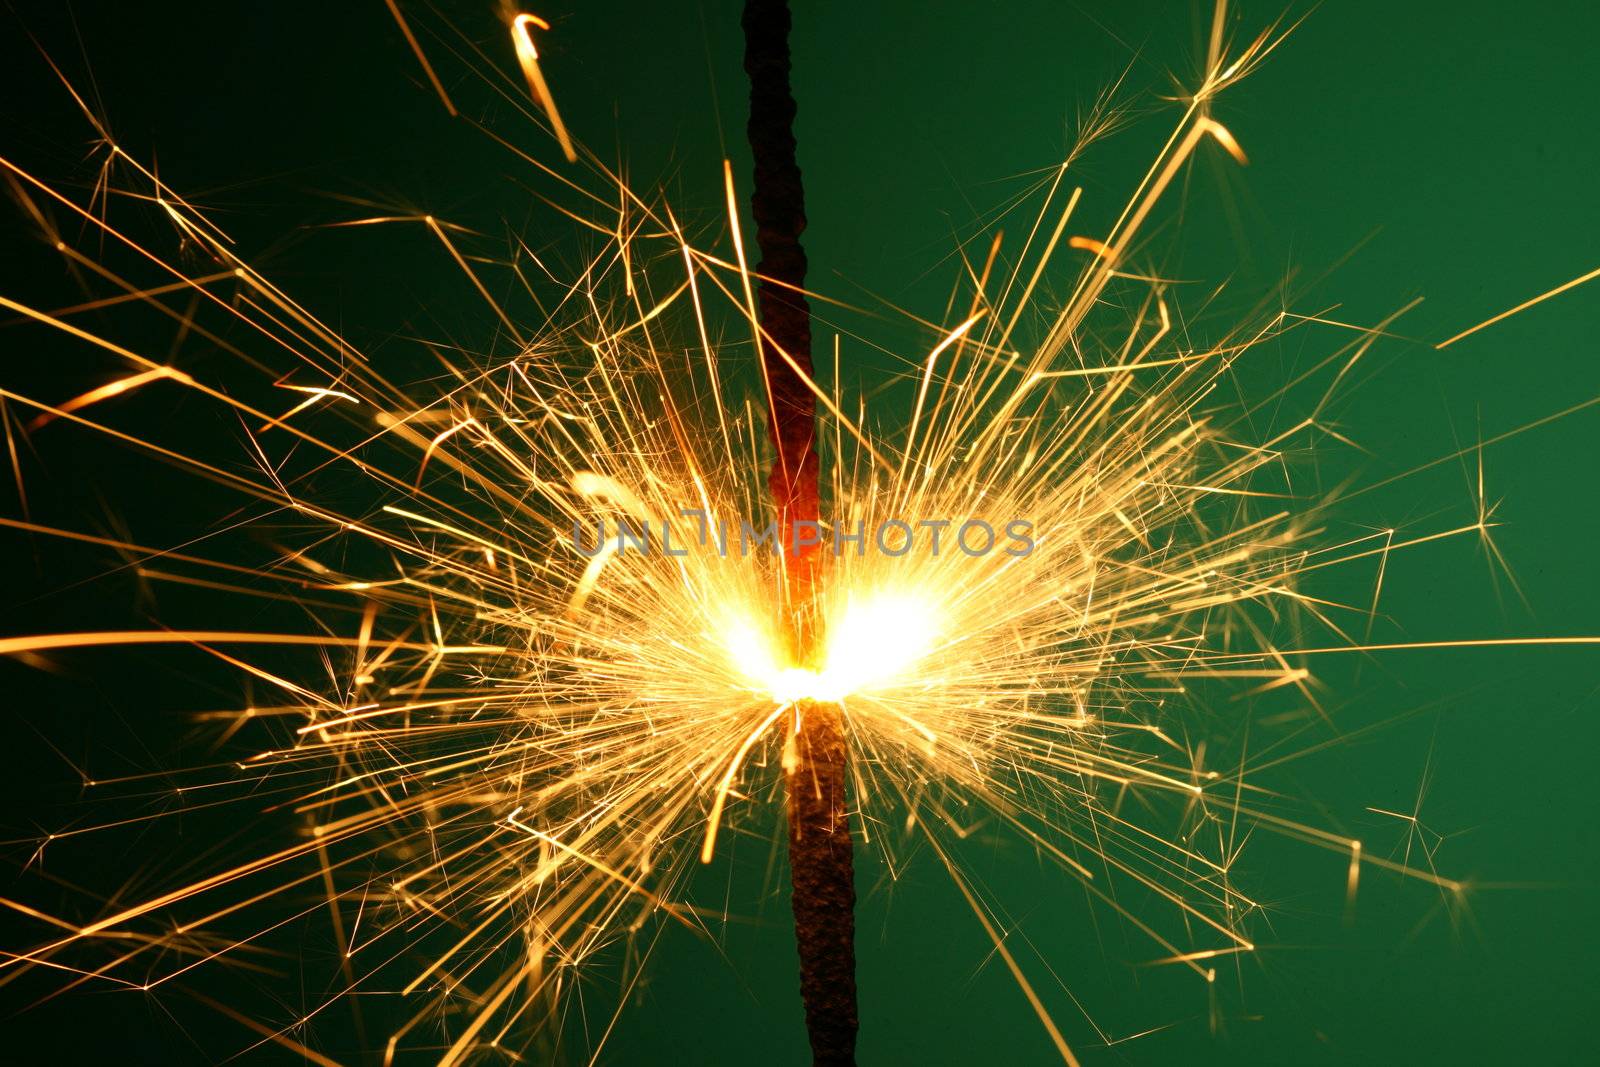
725, 591, 942, 705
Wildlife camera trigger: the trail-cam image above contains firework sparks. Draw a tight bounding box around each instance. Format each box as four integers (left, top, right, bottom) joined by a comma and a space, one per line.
0, 4, 1595, 1064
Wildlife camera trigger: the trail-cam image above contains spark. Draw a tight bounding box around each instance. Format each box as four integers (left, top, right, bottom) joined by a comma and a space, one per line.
510, 13, 578, 163
1436, 260, 1600, 348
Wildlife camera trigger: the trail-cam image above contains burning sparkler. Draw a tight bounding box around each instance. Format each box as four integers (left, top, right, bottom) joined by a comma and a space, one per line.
1, 3, 1597, 1064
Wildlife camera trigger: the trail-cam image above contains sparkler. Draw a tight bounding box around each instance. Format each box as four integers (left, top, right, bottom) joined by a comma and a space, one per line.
1, 3, 1598, 1064
738, 2, 857, 1063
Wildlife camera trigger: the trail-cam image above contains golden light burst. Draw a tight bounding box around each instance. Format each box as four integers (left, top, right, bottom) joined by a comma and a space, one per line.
1, 5, 1597, 1064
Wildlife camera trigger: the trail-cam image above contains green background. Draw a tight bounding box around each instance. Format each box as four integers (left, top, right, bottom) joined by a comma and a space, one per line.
1, 2, 1596, 1063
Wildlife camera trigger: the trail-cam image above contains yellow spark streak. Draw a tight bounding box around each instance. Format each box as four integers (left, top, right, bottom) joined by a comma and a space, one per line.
0, 631, 506, 657
278, 384, 359, 404
1345, 839, 1362, 912
384, 0, 457, 116
899, 311, 985, 485
1209, 636, 1600, 661
25, 366, 191, 430
510, 13, 578, 163
424, 215, 524, 343
701, 702, 791, 863
921, 825, 1083, 1067
1203, 118, 1249, 164
1436, 261, 1600, 348
1067, 234, 1113, 257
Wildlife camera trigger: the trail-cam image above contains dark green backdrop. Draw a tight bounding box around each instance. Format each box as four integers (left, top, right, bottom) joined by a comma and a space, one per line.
0, 2, 1595, 1063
